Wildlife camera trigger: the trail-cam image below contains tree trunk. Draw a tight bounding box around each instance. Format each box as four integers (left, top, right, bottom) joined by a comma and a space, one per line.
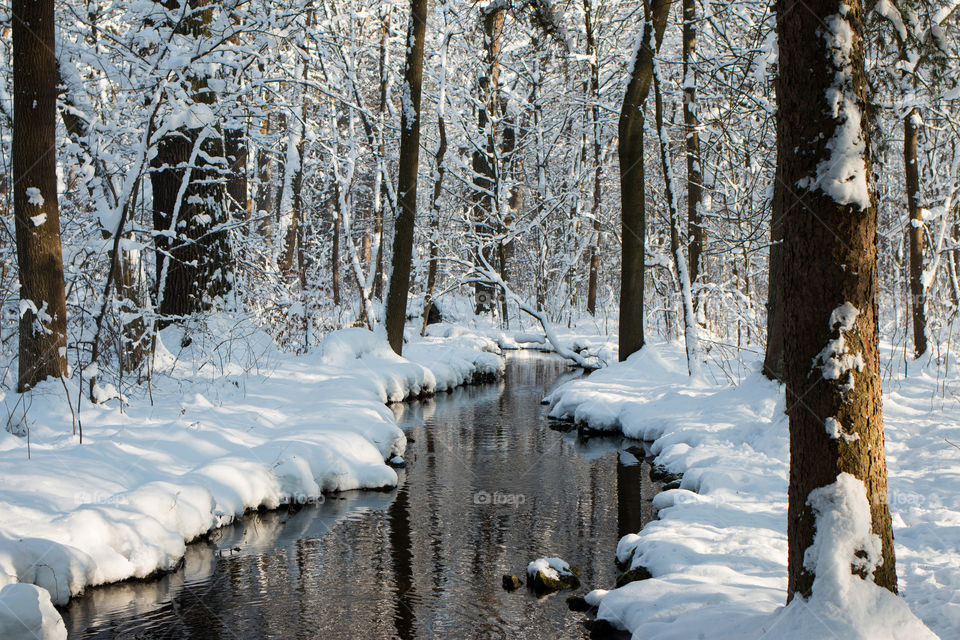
150, 0, 232, 321
682, 0, 704, 289
618, 0, 671, 361
12, 0, 69, 391
777, 0, 897, 600
422, 113, 448, 335
332, 181, 342, 307
584, 0, 603, 317
653, 58, 700, 376
764, 142, 786, 381
224, 122, 248, 219
904, 108, 927, 358
384, 0, 427, 355
472, 3, 507, 315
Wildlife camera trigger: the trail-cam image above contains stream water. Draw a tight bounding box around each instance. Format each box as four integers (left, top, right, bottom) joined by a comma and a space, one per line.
62, 353, 659, 639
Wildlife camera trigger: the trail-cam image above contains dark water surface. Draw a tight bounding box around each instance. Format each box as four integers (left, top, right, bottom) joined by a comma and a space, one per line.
63, 354, 658, 639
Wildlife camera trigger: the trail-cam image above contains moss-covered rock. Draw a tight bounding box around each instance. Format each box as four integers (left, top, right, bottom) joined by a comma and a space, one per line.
615, 564, 652, 588
649, 463, 682, 485
566, 594, 592, 611
502, 573, 523, 591
526, 557, 581, 593
584, 617, 624, 639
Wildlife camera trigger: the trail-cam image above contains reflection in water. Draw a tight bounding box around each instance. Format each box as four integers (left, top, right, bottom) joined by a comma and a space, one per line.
63, 354, 658, 639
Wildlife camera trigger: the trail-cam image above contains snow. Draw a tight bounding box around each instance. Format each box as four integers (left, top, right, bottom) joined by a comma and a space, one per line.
874, 0, 908, 42
527, 557, 575, 582
545, 342, 953, 638
817, 303, 864, 386
0, 583, 66, 639
0, 321, 503, 633
768, 474, 937, 640
25, 188, 44, 208
796, 13, 871, 211
30, 214, 47, 227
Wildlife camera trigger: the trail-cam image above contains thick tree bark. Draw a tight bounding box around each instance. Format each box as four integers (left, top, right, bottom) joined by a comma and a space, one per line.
777, 0, 897, 600
618, 0, 670, 361
12, 0, 69, 391
224, 122, 248, 219
150, 0, 232, 321
682, 0, 704, 289
904, 108, 927, 358
384, 0, 427, 355
764, 143, 786, 381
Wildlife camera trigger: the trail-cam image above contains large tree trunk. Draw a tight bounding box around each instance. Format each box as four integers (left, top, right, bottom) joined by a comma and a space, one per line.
151, 0, 232, 321
618, 0, 670, 361
777, 0, 897, 600
763, 143, 786, 381
904, 108, 927, 358
384, 0, 427, 355
12, 0, 69, 391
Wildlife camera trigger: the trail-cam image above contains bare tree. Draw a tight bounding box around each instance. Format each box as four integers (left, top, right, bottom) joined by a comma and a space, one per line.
384, 0, 428, 355
618, 0, 670, 361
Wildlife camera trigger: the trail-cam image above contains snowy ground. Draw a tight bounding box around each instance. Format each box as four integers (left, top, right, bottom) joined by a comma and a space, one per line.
545, 343, 958, 639
0, 320, 502, 638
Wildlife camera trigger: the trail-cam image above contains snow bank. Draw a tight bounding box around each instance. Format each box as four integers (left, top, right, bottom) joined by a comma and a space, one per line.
0, 324, 502, 632
545, 343, 950, 638
0, 583, 66, 639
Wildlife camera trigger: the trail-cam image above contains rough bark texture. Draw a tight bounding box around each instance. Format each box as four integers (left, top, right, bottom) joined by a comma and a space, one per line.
150, 0, 232, 321
904, 108, 927, 358
618, 0, 670, 361
384, 0, 427, 355
763, 142, 786, 381
224, 122, 248, 219
776, 0, 897, 600
682, 0, 704, 287
12, 0, 69, 391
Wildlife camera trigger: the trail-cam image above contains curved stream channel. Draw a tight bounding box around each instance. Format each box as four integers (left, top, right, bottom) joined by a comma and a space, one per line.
63, 353, 659, 639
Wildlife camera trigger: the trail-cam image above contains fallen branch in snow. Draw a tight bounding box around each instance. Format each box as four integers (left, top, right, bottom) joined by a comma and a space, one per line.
463, 261, 599, 370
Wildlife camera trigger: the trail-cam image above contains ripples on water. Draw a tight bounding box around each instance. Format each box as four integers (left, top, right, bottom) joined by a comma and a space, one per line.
63, 353, 659, 639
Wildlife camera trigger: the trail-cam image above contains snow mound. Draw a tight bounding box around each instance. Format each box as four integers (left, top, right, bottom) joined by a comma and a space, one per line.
768, 474, 937, 640
0, 583, 66, 639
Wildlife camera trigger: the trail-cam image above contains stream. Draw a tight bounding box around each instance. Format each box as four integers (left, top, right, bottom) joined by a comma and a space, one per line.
62, 353, 659, 639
